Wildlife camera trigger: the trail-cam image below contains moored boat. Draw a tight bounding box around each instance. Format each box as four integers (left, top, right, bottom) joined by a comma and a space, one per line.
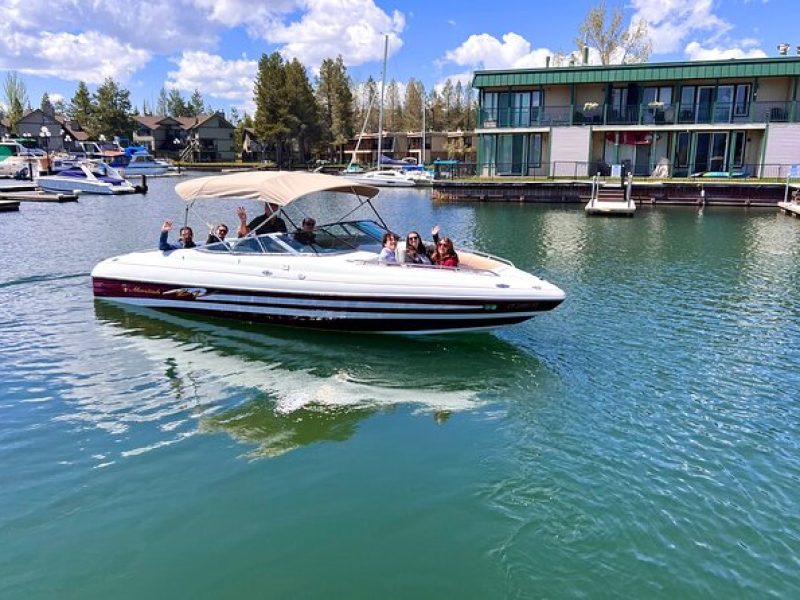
122, 150, 170, 176
343, 169, 417, 187
38, 160, 136, 195
91, 171, 565, 334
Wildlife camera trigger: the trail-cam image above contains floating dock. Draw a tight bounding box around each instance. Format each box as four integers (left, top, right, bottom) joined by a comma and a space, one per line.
0, 200, 20, 212
0, 190, 79, 203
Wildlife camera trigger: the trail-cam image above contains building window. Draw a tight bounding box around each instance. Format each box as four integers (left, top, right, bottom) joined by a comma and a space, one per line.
734, 85, 751, 116
529, 134, 542, 168
731, 131, 746, 167
482, 92, 498, 127
675, 132, 690, 169
481, 134, 496, 173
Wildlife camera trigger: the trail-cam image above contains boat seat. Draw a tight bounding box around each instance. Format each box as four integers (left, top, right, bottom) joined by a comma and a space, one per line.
458, 252, 505, 272
395, 241, 406, 263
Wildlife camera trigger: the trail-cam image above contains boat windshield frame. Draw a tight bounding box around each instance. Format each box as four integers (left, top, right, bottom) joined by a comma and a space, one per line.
197, 219, 388, 256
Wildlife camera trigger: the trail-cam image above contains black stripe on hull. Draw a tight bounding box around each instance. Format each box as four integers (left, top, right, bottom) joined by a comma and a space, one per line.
153, 305, 534, 333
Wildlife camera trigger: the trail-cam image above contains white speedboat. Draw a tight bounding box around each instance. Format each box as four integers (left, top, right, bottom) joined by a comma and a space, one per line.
343, 169, 416, 187
122, 151, 170, 176
91, 171, 564, 334
38, 160, 136, 195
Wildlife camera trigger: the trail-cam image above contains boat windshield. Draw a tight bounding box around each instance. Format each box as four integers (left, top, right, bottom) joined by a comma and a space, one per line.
200, 220, 387, 255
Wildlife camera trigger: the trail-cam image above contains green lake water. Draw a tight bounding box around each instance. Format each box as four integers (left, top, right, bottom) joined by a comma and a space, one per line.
1, 176, 799, 598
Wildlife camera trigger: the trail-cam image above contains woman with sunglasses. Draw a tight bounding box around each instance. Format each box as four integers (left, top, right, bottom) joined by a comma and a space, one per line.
432, 235, 459, 268
403, 231, 432, 265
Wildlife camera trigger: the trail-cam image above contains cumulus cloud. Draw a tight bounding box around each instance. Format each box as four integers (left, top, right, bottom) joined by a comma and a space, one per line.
265, 0, 406, 70
0, 28, 151, 84
166, 51, 257, 101
5, 0, 216, 55
443, 32, 552, 70
684, 41, 768, 61
630, 0, 732, 54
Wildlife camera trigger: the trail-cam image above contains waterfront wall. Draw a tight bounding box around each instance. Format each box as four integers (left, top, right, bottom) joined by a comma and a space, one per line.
432, 181, 790, 207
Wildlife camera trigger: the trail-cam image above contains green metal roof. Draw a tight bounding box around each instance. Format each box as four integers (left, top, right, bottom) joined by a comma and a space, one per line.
472, 57, 800, 88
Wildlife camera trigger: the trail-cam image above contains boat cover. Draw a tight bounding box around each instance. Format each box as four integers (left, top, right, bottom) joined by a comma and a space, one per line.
175, 171, 379, 206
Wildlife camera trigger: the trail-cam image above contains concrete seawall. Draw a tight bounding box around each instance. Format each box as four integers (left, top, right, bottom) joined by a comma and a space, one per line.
432, 180, 790, 207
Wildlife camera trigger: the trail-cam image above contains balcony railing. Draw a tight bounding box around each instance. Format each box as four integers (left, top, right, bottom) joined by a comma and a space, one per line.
448, 160, 800, 180
478, 100, 798, 128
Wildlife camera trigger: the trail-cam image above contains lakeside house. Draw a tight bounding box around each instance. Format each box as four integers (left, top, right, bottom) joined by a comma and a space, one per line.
340, 130, 474, 166
472, 55, 800, 178
13, 109, 89, 152
133, 112, 235, 161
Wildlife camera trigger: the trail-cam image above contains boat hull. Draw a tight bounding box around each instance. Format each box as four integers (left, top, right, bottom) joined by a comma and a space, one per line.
92, 276, 563, 334
38, 177, 135, 195
123, 165, 170, 177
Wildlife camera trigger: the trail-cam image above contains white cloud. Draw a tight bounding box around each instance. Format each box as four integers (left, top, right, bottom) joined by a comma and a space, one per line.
443, 32, 552, 70
166, 51, 257, 102
5, 0, 217, 55
684, 41, 768, 61
265, 0, 406, 71
630, 0, 732, 54
0, 28, 151, 84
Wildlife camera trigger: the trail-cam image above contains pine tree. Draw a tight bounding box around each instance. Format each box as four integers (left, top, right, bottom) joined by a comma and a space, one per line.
402, 79, 424, 131
68, 81, 94, 134
316, 56, 353, 161
253, 52, 291, 167
167, 89, 188, 117
40, 93, 55, 117
285, 59, 320, 164
93, 78, 134, 139
188, 89, 205, 117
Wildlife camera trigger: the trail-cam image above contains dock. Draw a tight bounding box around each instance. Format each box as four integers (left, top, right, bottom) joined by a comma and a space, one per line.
0, 190, 79, 203
0, 200, 21, 212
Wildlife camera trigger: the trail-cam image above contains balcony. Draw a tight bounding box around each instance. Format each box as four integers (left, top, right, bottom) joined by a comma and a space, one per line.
478, 101, 798, 128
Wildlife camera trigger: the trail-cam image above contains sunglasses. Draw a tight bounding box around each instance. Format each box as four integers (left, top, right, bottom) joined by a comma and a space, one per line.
437, 242, 448, 247
408, 236, 419, 240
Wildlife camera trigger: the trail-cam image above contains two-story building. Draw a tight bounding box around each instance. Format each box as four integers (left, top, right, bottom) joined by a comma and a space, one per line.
133, 113, 235, 161
473, 56, 800, 178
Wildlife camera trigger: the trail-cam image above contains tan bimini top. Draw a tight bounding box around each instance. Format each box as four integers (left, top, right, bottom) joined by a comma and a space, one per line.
174, 171, 380, 206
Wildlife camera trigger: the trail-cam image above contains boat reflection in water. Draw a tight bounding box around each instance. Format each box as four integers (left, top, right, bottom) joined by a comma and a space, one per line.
93, 302, 549, 458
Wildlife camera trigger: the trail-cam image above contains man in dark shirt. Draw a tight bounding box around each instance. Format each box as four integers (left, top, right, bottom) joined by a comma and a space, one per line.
293, 217, 316, 245
159, 220, 196, 250
244, 202, 287, 235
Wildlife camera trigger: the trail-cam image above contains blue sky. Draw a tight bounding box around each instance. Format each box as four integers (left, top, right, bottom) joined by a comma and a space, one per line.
0, 0, 795, 115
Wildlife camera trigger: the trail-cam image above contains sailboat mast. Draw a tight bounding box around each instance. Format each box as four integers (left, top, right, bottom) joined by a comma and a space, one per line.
376, 34, 388, 169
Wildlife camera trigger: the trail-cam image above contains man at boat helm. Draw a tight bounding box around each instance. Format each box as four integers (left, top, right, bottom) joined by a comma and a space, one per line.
159, 220, 196, 250
241, 202, 287, 235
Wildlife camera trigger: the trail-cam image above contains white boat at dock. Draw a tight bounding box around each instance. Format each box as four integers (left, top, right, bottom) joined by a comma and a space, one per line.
343, 169, 417, 187
37, 160, 136, 195
121, 150, 171, 176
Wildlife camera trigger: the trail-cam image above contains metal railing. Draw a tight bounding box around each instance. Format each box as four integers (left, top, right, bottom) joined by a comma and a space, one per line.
435, 161, 800, 180
478, 100, 798, 128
